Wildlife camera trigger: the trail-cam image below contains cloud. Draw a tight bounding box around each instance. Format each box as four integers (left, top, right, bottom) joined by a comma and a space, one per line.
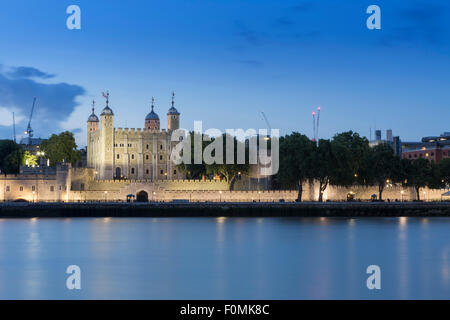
290, 1, 314, 13
0, 65, 85, 140
233, 20, 266, 46
7, 66, 55, 79
381, 2, 448, 46
272, 16, 294, 29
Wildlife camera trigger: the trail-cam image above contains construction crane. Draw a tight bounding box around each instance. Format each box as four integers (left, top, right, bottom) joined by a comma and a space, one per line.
261, 111, 271, 141
312, 106, 321, 146
24, 97, 37, 145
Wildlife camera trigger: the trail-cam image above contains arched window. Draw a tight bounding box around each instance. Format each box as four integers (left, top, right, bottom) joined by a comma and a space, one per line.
131, 168, 135, 174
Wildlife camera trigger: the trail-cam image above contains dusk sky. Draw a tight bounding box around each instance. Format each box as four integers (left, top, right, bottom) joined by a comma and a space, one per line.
0, 0, 449, 147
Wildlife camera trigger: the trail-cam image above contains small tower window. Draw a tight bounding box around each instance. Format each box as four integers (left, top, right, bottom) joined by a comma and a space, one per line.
146, 154, 149, 160
160, 170, 164, 174
19, 186, 23, 191
146, 169, 149, 174
131, 154, 135, 160
160, 144, 163, 150
131, 168, 135, 174
117, 154, 120, 159
173, 169, 177, 175
159, 155, 163, 161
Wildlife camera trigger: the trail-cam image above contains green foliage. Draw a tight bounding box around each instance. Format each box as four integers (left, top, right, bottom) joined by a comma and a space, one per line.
204, 133, 250, 190
438, 158, 450, 187
277, 132, 316, 200
402, 158, 432, 200
0, 140, 23, 173
40, 131, 81, 166
22, 151, 38, 167
362, 143, 401, 200
176, 131, 207, 179
311, 139, 334, 202
330, 131, 370, 187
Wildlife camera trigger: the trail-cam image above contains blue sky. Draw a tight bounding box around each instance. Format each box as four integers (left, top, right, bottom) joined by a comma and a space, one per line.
0, 0, 449, 147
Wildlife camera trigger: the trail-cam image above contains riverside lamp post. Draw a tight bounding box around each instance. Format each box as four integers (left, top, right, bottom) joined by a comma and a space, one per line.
219, 191, 222, 202
104, 191, 108, 202
400, 190, 404, 202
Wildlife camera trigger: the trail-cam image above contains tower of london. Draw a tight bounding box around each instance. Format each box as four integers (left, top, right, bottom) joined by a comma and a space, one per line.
86, 92, 184, 181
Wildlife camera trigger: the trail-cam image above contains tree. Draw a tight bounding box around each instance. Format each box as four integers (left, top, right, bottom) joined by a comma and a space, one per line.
363, 143, 401, 201
205, 133, 249, 190
176, 131, 207, 179
437, 158, 450, 188
330, 131, 370, 187
22, 151, 38, 167
311, 139, 334, 202
0, 140, 22, 173
3, 149, 23, 174
277, 132, 315, 201
403, 158, 432, 201
40, 131, 81, 166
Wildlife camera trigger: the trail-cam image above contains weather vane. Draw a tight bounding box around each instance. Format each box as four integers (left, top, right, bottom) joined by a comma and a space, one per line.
102, 91, 110, 106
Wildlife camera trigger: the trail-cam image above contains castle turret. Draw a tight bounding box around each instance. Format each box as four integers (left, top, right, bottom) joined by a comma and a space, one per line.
87, 100, 99, 168
87, 100, 99, 132
99, 91, 114, 180
145, 97, 160, 131
167, 91, 180, 131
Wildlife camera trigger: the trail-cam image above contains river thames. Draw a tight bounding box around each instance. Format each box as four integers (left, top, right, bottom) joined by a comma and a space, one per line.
0, 217, 449, 299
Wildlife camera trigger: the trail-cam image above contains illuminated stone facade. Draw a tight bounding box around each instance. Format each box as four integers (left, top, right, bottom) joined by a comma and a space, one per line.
86, 94, 183, 181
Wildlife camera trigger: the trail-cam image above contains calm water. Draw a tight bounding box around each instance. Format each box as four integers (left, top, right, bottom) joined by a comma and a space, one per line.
0, 216, 449, 299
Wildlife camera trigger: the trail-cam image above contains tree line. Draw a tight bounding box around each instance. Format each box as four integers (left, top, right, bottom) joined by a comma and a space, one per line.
0, 131, 80, 174
276, 131, 450, 201
177, 130, 450, 199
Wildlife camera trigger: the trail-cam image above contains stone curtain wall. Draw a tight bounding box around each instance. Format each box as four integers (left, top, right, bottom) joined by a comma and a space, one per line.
68, 181, 449, 202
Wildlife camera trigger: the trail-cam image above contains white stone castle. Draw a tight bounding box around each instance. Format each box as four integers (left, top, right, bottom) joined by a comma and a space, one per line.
86, 92, 184, 181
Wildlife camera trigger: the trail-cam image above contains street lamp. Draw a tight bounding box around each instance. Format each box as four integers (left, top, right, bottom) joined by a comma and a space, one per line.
219, 191, 222, 202
400, 190, 404, 202
104, 191, 108, 202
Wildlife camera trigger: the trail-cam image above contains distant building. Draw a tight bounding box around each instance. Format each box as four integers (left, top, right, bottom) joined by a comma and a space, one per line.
369, 129, 402, 156
401, 132, 450, 164
19, 137, 46, 153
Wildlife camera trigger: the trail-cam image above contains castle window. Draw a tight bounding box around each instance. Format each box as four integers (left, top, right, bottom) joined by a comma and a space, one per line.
173, 169, 177, 175
159, 155, 163, 161
19, 186, 23, 191
146, 144, 149, 150
59, 186, 62, 190
160, 144, 163, 150
146, 169, 149, 174
146, 154, 149, 160
6, 186, 9, 192
32, 186, 35, 191
131, 154, 135, 160
160, 170, 164, 174
117, 154, 120, 159
50, 186, 54, 192
131, 168, 135, 174
80, 183, 85, 191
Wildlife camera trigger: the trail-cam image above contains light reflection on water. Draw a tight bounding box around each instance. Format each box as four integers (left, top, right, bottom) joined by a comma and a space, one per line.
0, 217, 449, 299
